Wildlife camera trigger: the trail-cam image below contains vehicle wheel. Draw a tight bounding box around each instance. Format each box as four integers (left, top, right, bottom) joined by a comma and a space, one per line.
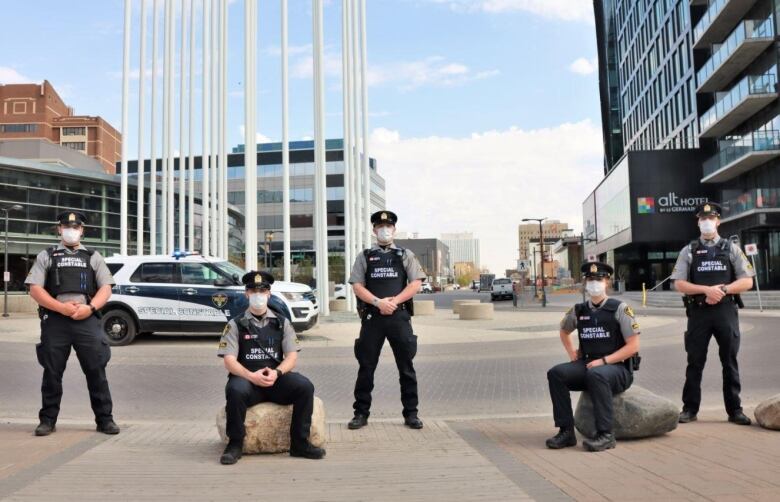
102, 310, 137, 346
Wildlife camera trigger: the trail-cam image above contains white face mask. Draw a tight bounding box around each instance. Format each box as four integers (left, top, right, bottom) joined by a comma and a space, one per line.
586, 280, 606, 297
376, 226, 395, 245
249, 293, 268, 311
61, 228, 82, 246
698, 219, 718, 235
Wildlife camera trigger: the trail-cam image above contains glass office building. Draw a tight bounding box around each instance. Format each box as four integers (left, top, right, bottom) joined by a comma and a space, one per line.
0, 155, 244, 292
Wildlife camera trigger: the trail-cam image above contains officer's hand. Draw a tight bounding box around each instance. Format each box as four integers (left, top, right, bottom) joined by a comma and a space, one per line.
71, 304, 92, 320
255, 368, 276, 387
586, 359, 605, 369
567, 350, 579, 362
58, 302, 79, 317
705, 285, 726, 304
377, 298, 397, 315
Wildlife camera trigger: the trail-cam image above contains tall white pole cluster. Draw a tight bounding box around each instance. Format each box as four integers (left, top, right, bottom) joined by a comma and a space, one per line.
119, 0, 374, 317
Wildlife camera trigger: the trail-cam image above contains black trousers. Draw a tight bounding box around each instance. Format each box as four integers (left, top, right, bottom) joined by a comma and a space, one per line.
682, 302, 742, 415
225, 372, 315, 448
547, 359, 633, 434
353, 310, 418, 418
36, 312, 114, 426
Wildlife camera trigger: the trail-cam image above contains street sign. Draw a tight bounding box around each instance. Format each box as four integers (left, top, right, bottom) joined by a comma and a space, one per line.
587, 254, 597, 262
516, 260, 530, 272
745, 243, 759, 256
3, 272, 9, 283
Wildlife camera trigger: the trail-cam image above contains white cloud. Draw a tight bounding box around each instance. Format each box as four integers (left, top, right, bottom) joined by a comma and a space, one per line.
367, 56, 499, 90
430, 0, 594, 22
569, 57, 598, 75
370, 120, 604, 273
238, 125, 273, 144
0, 66, 35, 85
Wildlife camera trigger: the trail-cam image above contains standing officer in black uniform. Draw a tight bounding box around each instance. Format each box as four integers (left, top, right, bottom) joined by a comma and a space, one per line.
347, 210, 427, 430
217, 271, 325, 464
545, 262, 640, 452
24, 210, 119, 436
671, 202, 755, 426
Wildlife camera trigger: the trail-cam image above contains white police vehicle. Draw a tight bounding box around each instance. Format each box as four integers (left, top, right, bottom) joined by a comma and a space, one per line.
101, 253, 319, 346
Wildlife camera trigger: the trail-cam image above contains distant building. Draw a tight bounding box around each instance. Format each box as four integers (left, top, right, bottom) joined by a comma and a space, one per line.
518, 220, 569, 261
0, 81, 121, 173
453, 261, 478, 280
394, 238, 451, 286
440, 232, 480, 270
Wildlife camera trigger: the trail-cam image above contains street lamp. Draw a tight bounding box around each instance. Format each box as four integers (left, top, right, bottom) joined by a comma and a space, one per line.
562, 227, 597, 301
264, 230, 284, 275
2, 204, 24, 318
522, 217, 547, 307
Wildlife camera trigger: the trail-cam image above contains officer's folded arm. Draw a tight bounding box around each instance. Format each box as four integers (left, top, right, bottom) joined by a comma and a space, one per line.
29, 285, 72, 315
222, 352, 298, 387
558, 329, 579, 362
352, 282, 396, 314
392, 279, 423, 304
601, 335, 639, 366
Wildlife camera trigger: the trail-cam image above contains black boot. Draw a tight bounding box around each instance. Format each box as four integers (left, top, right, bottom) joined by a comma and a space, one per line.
348, 414, 368, 430
678, 410, 698, 423
404, 414, 424, 430
96, 420, 120, 435
545, 427, 577, 449
220, 441, 243, 465
583, 432, 616, 452
728, 411, 752, 426
290, 441, 326, 460
35, 422, 56, 436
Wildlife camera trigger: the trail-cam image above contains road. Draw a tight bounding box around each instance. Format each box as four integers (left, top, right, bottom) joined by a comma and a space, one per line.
1, 293, 778, 425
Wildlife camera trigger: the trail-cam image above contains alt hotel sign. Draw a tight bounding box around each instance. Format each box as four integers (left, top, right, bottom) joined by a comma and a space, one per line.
636, 192, 708, 215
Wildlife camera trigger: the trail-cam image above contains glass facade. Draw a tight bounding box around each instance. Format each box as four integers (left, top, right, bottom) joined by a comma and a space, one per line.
595, 157, 631, 241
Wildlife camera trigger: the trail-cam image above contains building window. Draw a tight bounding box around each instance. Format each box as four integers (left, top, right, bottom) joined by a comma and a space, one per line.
62, 127, 86, 136
11, 101, 26, 114
62, 142, 85, 151
0, 124, 37, 133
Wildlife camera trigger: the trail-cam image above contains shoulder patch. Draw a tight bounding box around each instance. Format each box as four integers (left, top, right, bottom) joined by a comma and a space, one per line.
221, 324, 230, 337
631, 322, 640, 330
565, 307, 573, 315
624, 306, 635, 318
218, 341, 227, 349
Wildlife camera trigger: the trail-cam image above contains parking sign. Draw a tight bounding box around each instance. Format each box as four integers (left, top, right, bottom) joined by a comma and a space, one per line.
745, 243, 758, 256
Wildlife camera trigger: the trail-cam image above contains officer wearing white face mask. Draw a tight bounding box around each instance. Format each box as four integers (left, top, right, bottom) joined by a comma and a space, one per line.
671, 202, 755, 426
545, 262, 641, 452
217, 271, 324, 464
347, 210, 427, 430
24, 210, 119, 437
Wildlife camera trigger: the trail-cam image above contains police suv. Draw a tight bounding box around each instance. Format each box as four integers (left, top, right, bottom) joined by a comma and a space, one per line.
101, 253, 318, 346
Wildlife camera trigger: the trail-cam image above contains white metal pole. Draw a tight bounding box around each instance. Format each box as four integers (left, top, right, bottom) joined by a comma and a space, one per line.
161, 0, 170, 254
178, 0, 186, 251
213, 0, 221, 257
201, 0, 210, 256
282, 0, 291, 281
244, 0, 257, 270
220, 0, 228, 259
167, 0, 176, 254
341, 0, 353, 310
349, 0, 362, 253
210, 0, 218, 254
150, 0, 159, 254
120, 0, 131, 255
188, 0, 195, 251
359, 0, 371, 248
137, 0, 147, 255
313, 0, 330, 315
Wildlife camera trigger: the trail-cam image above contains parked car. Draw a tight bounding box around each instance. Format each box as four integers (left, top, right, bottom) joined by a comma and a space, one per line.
334, 283, 347, 299
490, 277, 513, 301
420, 282, 433, 293
101, 253, 319, 345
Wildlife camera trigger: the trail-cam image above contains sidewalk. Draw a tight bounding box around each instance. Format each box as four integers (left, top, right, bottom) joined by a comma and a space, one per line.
2, 410, 779, 501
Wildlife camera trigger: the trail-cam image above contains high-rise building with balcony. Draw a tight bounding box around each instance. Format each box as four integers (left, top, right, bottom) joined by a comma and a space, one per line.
584, 0, 780, 290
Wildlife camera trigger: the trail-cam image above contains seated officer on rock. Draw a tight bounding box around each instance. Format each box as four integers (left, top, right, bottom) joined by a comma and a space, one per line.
545, 262, 641, 452
217, 271, 325, 464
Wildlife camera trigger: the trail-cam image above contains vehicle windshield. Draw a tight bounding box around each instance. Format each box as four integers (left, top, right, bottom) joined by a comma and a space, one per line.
494, 279, 511, 285
212, 261, 247, 281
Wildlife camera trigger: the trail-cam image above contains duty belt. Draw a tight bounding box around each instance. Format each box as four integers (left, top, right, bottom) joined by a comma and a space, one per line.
683, 294, 736, 308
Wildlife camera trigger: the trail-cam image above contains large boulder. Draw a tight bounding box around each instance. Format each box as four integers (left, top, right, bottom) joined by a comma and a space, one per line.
216, 397, 327, 453
755, 394, 780, 430
575, 385, 678, 439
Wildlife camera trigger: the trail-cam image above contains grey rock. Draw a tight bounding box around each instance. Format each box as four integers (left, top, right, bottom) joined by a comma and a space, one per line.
216, 396, 327, 454
755, 393, 780, 431
575, 385, 678, 439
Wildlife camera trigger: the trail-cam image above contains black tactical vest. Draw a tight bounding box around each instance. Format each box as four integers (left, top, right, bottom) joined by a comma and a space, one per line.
688, 239, 734, 286
364, 247, 407, 298
44, 247, 97, 297
575, 298, 626, 362
236, 313, 284, 371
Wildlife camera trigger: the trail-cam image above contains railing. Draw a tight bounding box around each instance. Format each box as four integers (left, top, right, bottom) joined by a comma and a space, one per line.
722, 188, 780, 218
693, 0, 729, 43
696, 16, 774, 88
703, 130, 780, 178
700, 72, 777, 132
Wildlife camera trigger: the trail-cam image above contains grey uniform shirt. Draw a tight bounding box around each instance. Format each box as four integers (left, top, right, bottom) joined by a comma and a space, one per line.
217, 309, 299, 360
560, 299, 640, 340
348, 243, 427, 285
24, 243, 115, 304
670, 236, 756, 282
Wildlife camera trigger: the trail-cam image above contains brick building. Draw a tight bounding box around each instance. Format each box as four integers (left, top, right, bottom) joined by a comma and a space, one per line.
0, 80, 120, 173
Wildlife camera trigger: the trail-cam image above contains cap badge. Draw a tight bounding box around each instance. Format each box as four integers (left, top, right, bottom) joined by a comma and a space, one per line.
381, 212, 388, 220
255, 274, 262, 284
68, 213, 76, 222
704, 204, 711, 213
590, 264, 598, 273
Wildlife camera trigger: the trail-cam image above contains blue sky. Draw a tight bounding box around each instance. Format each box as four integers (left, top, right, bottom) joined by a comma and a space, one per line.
0, 0, 604, 272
